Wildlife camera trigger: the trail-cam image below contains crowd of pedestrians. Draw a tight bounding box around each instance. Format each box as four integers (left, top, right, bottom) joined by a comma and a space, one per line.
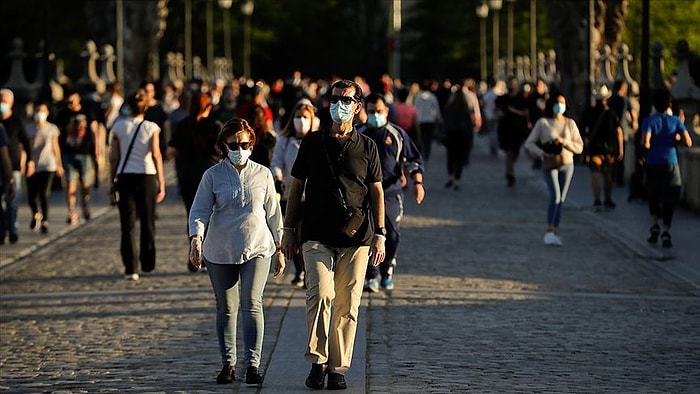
0, 67, 694, 390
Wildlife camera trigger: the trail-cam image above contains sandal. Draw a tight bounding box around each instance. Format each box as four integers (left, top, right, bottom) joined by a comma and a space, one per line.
661, 232, 672, 248
67, 211, 79, 225
647, 224, 660, 244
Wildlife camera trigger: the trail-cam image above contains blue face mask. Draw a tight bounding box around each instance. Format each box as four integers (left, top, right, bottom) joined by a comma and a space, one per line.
330, 101, 354, 124
227, 149, 251, 165
0, 103, 9, 115
553, 103, 566, 115
367, 113, 387, 129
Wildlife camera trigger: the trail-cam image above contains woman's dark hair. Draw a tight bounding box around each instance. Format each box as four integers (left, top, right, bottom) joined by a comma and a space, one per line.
543, 95, 565, 118
126, 89, 149, 115
215, 118, 256, 159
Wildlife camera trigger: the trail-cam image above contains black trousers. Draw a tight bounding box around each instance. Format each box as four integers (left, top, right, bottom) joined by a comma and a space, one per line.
117, 174, 158, 274
27, 171, 55, 221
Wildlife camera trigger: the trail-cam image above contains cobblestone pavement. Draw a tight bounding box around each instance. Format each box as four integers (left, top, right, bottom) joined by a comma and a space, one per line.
1, 140, 699, 393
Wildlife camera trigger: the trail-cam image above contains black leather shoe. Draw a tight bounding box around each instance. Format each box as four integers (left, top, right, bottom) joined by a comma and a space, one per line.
245, 366, 263, 385
327, 373, 347, 390
305, 363, 327, 389
216, 364, 235, 384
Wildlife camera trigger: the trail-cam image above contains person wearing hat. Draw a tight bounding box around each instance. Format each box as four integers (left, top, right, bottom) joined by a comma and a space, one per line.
580, 85, 624, 210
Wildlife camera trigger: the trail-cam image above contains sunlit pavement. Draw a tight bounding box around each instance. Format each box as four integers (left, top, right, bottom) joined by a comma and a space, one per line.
1, 138, 698, 393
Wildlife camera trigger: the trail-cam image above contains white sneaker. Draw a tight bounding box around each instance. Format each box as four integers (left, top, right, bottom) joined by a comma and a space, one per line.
124, 273, 140, 281
543, 231, 562, 246
543, 231, 555, 245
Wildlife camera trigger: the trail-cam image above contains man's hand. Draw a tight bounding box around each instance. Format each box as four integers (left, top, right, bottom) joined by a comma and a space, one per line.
414, 183, 425, 204
369, 234, 386, 266
281, 228, 298, 260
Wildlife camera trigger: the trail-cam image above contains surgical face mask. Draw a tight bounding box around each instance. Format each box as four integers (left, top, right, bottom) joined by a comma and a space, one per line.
553, 103, 566, 115
34, 111, 48, 123
0, 103, 9, 115
293, 116, 311, 134
227, 148, 251, 165
367, 112, 387, 129
330, 101, 354, 124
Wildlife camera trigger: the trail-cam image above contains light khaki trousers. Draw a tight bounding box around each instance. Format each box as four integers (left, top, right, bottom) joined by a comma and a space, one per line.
302, 241, 369, 374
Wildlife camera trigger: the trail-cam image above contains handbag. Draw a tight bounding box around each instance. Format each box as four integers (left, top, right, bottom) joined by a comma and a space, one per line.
542, 153, 564, 170
322, 135, 366, 238
110, 120, 145, 205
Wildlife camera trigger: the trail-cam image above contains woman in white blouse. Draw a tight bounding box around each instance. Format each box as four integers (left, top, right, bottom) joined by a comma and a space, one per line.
109, 89, 166, 280
269, 98, 317, 288
188, 118, 285, 385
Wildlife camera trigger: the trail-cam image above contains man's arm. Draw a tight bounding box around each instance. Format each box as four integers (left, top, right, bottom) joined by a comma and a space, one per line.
368, 181, 386, 266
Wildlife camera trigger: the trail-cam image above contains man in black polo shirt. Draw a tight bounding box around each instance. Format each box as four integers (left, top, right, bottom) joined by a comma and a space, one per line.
281, 79, 385, 391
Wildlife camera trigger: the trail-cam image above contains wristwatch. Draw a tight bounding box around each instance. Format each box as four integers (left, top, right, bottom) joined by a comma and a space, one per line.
374, 227, 387, 236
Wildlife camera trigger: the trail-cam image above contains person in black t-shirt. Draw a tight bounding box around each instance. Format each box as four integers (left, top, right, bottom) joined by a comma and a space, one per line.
280, 79, 385, 391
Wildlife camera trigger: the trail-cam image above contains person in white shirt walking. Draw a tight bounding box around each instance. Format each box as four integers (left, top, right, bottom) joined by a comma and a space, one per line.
188, 118, 285, 385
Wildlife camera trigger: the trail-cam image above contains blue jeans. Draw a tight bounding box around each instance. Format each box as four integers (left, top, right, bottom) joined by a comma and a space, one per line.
206, 256, 271, 368
543, 163, 574, 228
0, 170, 22, 240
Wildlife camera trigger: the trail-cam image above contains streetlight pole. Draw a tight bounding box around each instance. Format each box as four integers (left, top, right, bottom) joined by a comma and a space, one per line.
530, 0, 536, 81
241, 0, 254, 78
218, 0, 233, 62
206, 0, 214, 79
392, 0, 402, 80
489, 0, 503, 80
116, 0, 124, 85
476, 3, 489, 83
506, 0, 514, 78
184, 0, 192, 80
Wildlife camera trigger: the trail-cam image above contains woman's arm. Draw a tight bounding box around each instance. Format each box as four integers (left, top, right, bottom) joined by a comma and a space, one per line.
151, 127, 166, 202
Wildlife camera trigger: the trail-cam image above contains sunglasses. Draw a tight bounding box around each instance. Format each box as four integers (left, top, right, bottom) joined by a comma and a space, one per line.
329, 95, 358, 105
227, 141, 251, 150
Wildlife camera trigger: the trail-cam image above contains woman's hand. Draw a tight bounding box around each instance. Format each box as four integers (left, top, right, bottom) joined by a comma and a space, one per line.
189, 236, 202, 270
156, 187, 166, 203
273, 250, 286, 278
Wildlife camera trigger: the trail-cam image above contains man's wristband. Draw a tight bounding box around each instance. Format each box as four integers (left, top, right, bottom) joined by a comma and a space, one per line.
414, 181, 423, 185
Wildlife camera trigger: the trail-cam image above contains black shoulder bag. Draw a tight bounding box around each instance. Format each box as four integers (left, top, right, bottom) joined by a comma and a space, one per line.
110, 120, 145, 205
322, 135, 366, 238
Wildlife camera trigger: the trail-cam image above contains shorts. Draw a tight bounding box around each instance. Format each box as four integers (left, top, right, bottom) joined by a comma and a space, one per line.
63, 154, 94, 186
586, 154, 616, 172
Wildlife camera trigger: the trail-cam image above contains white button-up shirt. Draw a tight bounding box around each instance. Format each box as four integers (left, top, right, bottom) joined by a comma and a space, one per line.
189, 159, 283, 265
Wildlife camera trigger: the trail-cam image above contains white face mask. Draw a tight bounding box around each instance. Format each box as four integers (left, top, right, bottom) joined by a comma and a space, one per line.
330, 101, 354, 124
367, 113, 387, 129
227, 149, 251, 165
34, 111, 48, 123
293, 117, 311, 134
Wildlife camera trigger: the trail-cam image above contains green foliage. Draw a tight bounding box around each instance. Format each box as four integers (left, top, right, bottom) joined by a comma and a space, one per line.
1, 0, 696, 90
623, 0, 700, 82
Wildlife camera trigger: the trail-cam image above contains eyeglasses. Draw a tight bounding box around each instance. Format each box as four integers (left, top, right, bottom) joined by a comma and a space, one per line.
227, 141, 251, 150
329, 95, 358, 105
